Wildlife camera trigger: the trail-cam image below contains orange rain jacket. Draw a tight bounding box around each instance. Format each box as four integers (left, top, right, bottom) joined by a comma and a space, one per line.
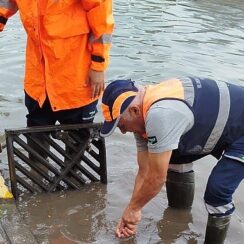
0, 0, 114, 111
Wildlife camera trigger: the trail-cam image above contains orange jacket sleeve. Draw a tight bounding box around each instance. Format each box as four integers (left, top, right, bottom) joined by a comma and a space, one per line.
0, 1, 18, 31
82, 0, 114, 71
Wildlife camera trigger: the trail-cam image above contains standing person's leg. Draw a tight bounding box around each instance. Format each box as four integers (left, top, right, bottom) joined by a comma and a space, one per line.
57, 100, 98, 124
25, 93, 56, 170
204, 157, 244, 244
58, 100, 98, 140
57, 100, 98, 166
25, 92, 56, 127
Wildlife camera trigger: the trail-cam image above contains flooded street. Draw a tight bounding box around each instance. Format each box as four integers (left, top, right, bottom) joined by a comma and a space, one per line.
0, 0, 244, 243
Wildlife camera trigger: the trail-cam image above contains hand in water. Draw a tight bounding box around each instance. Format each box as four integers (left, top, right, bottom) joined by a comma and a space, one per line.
115, 206, 141, 238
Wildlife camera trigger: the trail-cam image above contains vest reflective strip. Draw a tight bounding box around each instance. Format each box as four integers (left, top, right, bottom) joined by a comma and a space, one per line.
89, 33, 112, 44
205, 202, 234, 215
202, 81, 230, 153
181, 77, 194, 107
0, 0, 17, 11
223, 154, 244, 164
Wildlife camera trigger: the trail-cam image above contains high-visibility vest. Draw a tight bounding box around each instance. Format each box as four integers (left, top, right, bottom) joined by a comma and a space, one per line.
0, 0, 114, 111
142, 77, 244, 156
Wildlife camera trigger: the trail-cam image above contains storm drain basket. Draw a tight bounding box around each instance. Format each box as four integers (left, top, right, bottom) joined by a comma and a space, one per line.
5, 123, 107, 199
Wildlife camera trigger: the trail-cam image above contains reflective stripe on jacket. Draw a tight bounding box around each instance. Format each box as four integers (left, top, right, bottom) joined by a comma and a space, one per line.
142, 77, 244, 155
0, 0, 114, 111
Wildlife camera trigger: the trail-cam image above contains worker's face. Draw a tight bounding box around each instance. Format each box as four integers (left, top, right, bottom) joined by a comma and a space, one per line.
117, 105, 145, 135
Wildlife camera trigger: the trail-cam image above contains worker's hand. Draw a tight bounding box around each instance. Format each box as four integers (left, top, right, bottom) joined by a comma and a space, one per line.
86, 69, 105, 99
115, 206, 141, 238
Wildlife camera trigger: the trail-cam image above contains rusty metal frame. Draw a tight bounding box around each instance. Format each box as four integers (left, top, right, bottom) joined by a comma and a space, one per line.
5, 123, 107, 199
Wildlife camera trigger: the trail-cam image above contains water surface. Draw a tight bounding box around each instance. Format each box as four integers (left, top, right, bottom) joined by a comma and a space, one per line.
0, 0, 244, 243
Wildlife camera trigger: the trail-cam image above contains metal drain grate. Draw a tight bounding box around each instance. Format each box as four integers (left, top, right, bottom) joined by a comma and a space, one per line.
5, 123, 107, 199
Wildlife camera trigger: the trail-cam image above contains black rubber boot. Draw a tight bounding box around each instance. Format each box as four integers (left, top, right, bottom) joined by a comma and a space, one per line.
27, 133, 50, 178
204, 214, 231, 244
166, 170, 195, 209
64, 128, 91, 164
28, 133, 49, 158
64, 128, 91, 181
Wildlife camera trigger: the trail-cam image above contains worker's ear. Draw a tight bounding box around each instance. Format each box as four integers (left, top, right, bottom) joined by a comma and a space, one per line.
128, 105, 141, 117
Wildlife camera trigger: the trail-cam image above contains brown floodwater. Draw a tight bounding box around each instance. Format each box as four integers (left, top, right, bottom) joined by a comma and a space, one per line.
0, 0, 244, 243
13, 132, 244, 243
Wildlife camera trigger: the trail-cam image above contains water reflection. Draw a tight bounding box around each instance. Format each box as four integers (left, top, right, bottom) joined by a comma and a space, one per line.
157, 207, 199, 244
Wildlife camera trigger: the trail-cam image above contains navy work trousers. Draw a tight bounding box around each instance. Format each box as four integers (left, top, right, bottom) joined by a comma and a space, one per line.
25, 92, 98, 126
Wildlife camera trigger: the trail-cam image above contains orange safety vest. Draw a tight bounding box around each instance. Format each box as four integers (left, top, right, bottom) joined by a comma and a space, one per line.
142, 77, 244, 156
142, 78, 185, 120
140, 78, 185, 139
0, 0, 114, 111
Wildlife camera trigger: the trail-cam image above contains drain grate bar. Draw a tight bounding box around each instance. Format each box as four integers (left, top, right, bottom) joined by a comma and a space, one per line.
4, 123, 107, 198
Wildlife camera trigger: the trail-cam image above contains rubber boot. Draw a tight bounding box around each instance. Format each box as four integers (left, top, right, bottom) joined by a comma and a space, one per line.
64, 128, 91, 180
204, 214, 231, 244
64, 128, 91, 165
166, 170, 195, 209
28, 133, 50, 178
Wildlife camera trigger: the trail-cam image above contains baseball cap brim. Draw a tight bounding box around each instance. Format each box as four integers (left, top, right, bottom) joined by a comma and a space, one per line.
100, 116, 120, 137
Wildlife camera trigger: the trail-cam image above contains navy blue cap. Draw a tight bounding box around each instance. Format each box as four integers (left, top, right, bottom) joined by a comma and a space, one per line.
100, 79, 138, 137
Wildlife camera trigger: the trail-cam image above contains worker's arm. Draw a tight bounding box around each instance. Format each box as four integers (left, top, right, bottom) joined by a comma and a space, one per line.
115, 150, 149, 238
82, 0, 114, 98
116, 150, 172, 238
0, 1, 18, 31
131, 150, 150, 202
82, 0, 114, 71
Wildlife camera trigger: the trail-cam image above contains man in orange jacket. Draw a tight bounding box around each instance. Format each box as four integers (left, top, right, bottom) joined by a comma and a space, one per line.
0, 0, 114, 126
